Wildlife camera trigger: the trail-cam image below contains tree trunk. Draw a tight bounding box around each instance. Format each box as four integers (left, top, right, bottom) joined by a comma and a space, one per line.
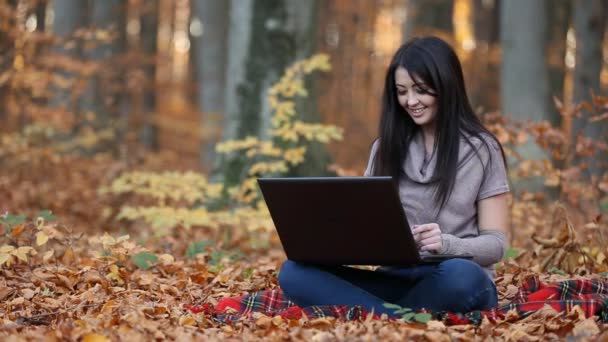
500, 0, 552, 123
50, 0, 88, 111
219, 0, 325, 185
140, 0, 159, 149
0, 1, 18, 127
190, 0, 230, 168
402, 0, 454, 41
546, 0, 571, 123
283, 0, 333, 177
35, 0, 46, 32
572, 0, 606, 149
469, 0, 500, 111
500, 0, 553, 193
80, 0, 127, 125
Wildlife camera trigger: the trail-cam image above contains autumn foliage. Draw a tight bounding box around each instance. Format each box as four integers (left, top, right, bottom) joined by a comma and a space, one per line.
1, 4, 608, 340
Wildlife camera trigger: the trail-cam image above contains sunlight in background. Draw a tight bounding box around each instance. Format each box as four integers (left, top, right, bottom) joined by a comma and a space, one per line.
565, 28, 576, 69
373, 4, 406, 57
189, 17, 203, 38
562, 27, 575, 134
453, 0, 476, 57
155, 0, 193, 113
25, 14, 37, 32
172, 0, 190, 79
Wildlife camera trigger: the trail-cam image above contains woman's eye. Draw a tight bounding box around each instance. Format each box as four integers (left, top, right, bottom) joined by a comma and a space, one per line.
397, 90, 406, 96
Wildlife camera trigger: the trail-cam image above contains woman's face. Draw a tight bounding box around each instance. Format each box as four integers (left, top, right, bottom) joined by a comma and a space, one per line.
394, 66, 438, 130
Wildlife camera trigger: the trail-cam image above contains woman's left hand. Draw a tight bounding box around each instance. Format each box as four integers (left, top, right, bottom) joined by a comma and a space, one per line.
412, 223, 443, 253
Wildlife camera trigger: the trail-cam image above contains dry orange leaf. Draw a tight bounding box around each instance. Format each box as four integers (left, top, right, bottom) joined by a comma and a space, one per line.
81, 333, 110, 342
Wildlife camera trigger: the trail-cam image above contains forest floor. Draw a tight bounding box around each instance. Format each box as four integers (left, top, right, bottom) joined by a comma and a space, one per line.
0, 149, 607, 341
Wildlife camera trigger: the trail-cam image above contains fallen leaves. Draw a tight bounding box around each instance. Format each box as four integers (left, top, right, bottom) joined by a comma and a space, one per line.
0, 206, 607, 341
0, 118, 607, 341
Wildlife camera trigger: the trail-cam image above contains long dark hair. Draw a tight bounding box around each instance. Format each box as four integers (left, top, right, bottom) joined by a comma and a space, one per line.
371, 36, 506, 210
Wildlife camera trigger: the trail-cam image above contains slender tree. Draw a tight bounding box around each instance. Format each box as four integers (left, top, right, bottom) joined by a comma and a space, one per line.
0, 1, 18, 125
80, 0, 127, 125
35, 0, 46, 32
140, 0, 159, 148
283, 0, 332, 177
190, 0, 230, 168
402, 0, 454, 40
49, 0, 88, 111
546, 1, 571, 123
500, 0, 554, 193
470, 0, 500, 111
572, 0, 606, 150
218, 0, 326, 185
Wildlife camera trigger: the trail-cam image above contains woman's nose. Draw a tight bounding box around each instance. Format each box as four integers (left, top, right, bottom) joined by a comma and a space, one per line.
406, 95, 418, 107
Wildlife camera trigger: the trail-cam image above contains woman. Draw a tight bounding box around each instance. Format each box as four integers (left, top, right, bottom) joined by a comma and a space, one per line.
278, 36, 510, 316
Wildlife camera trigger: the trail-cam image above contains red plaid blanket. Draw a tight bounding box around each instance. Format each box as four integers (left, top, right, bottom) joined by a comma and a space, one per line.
185, 276, 608, 325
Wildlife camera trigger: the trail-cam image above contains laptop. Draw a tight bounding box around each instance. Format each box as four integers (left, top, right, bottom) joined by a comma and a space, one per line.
257, 176, 472, 266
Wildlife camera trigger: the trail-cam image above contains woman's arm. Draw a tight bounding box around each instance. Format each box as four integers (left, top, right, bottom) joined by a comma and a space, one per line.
440, 192, 510, 266
477, 192, 510, 235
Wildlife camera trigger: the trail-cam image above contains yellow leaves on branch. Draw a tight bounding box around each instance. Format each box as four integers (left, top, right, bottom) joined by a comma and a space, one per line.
228, 177, 259, 204
271, 121, 343, 143
216, 54, 342, 173
216, 136, 261, 154
116, 204, 274, 232
270, 101, 296, 127
246, 141, 283, 158
118, 206, 217, 230
103, 54, 340, 235
283, 147, 307, 165
267, 53, 330, 101
248, 161, 288, 175
101, 171, 223, 205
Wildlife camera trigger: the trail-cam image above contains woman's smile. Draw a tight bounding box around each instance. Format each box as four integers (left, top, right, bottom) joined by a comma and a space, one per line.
408, 106, 427, 117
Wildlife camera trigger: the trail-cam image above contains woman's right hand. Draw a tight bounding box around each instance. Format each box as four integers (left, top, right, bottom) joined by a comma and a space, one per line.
412, 223, 443, 253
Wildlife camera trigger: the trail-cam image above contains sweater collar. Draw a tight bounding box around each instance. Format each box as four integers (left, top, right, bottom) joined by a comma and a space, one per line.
404, 130, 437, 184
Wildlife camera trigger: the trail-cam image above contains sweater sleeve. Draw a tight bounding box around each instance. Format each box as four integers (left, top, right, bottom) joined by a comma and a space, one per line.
440, 230, 507, 267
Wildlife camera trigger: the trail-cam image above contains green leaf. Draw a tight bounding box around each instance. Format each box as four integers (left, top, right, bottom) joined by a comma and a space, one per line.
185, 240, 214, 259
229, 249, 245, 261
402, 312, 415, 321
3, 214, 26, 226
414, 312, 432, 323
1, 214, 26, 233
37, 210, 56, 221
548, 267, 567, 276
209, 249, 224, 265
504, 247, 518, 259
600, 199, 608, 213
394, 308, 412, 314
382, 303, 402, 309
131, 252, 158, 270
242, 268, 254, 279
209, 263, 225, 273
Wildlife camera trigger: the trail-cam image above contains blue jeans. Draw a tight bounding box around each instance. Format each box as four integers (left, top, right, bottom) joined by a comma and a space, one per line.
278, 258, 497, 317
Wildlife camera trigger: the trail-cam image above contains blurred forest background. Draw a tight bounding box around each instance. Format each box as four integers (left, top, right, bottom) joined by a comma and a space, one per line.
2, 0, 606, 174
1, 0, 608, 248
1, 0, 608, 339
